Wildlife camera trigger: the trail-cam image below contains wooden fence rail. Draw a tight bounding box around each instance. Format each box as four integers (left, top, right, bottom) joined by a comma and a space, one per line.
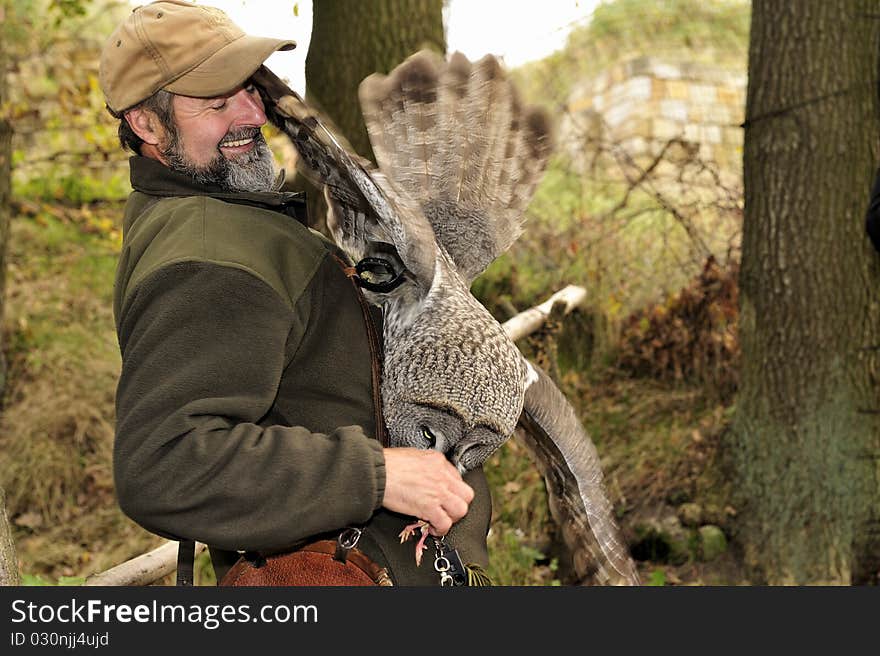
84, 541, 207, 587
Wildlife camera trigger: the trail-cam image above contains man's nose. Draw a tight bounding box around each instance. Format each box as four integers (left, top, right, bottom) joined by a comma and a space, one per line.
232, 86, 266, 126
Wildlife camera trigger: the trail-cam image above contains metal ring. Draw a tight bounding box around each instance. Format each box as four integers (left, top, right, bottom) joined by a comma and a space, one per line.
353, 257, 406, 293
337, 527, 362, 549
434, 556, 451, 572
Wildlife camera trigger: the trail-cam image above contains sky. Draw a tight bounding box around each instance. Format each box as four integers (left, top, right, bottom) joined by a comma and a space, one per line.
130, 0, 598, 94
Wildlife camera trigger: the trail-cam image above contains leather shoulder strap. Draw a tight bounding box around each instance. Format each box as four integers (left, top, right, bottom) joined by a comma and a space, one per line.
176, 540, 195, 586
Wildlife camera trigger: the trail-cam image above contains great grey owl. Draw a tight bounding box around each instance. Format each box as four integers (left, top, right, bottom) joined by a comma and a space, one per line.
252, 52, 640, 586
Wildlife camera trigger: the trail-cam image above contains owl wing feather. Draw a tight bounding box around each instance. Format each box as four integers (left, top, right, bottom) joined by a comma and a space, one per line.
252, 65, 438, 292
519, 360, 640, 586
358, 49, 446, 202
359, 51, 553, 283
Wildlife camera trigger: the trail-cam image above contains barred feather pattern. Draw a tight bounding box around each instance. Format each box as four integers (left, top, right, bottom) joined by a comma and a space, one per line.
378, 258, 528, 472
359, 50, 553, 282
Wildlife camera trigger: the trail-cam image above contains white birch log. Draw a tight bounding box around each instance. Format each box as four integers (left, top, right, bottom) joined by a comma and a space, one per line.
502, 284, 588, 341
84, 541, 206, 587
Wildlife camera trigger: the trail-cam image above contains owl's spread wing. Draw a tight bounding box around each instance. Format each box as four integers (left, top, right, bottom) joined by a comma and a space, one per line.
359, 51, 553, 284
252, 65, 437, 292
518, 360, 640, 585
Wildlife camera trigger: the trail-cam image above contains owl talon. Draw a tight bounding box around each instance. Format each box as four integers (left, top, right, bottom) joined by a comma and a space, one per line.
399, 519, 430, 542
399, 520, 432, 566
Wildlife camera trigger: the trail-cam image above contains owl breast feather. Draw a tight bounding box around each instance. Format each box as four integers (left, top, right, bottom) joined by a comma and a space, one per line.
381, 290, 525, 439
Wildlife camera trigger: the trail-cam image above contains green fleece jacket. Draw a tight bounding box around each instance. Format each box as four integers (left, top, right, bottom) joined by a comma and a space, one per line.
112, 157, 491, 585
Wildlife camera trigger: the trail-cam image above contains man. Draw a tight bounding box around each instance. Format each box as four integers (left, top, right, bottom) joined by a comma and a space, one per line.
100, 0, 490, 585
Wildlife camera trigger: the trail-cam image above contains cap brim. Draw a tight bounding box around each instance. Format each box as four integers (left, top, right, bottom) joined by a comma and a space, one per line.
164, 35, 296, 98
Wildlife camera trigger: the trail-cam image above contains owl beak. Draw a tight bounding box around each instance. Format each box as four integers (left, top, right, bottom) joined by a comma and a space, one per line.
449, 443, 471, 475
422, 425, 469, 472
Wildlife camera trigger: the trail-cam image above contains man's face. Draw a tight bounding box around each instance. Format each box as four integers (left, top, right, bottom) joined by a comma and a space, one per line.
161, 84, 277, 192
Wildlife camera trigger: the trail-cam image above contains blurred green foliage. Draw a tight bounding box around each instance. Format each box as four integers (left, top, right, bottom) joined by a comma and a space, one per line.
648, 568, 667, 586
3, 0, 132, 203
21, 573, 86, 585
14, 169, 130, 204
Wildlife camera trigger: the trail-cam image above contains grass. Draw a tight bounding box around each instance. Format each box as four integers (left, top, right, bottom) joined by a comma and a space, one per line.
484, 437, 559, 585
0, 196, 744, 586
0, 203, 167, 581
481, 338, 741, 586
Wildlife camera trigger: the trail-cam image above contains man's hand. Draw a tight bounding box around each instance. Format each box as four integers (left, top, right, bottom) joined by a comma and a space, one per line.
381, 447, 474, 535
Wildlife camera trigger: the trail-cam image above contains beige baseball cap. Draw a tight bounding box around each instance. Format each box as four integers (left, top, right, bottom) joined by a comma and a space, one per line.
100, 0, 296, 113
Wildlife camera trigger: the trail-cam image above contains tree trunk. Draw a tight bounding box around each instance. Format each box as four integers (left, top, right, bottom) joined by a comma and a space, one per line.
0, 487, 20, 585
305, 0, 445, 159
730, 0, 880, 584
300, 0, 445, 233
0, 13, 10, 399
1, 9, 19, 586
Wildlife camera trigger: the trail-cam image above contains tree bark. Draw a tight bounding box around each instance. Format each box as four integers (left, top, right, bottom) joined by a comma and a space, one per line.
305, 0, 445, 160
299, 0, 445, 233
731, 0, 880, 584
0, 10, 11, 399
0, 487, 20, 585
0, 11, 17, 585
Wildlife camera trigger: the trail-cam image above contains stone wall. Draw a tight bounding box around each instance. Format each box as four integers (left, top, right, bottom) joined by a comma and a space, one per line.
563, 56, 746, 175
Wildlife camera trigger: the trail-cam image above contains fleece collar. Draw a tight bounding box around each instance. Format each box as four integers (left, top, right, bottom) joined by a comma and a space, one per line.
128, 155, 308, 223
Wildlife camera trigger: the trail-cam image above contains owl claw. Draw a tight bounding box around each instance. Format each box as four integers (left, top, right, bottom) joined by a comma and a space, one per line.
399, 520, 432, 566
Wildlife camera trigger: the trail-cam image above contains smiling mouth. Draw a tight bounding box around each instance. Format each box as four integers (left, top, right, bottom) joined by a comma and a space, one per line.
219, 136, 255, 148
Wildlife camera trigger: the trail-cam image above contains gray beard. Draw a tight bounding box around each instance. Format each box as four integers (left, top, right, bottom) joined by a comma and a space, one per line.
162, 127, 277, 193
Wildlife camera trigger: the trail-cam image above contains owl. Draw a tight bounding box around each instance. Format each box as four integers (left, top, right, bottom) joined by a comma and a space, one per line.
253, 52, 639, 586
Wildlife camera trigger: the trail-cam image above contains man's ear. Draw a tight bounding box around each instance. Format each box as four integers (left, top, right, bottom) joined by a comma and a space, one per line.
124, 108, 165, 146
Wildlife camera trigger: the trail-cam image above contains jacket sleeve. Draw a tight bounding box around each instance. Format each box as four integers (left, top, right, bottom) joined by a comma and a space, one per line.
866, 167, 880, 253
113, 260, 386, 552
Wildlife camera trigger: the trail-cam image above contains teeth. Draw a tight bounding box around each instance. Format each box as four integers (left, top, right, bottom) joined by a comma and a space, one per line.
219, 137, 254, 148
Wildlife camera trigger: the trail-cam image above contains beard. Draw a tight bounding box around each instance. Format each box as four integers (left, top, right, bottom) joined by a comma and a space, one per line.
162, 126, 277, 193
